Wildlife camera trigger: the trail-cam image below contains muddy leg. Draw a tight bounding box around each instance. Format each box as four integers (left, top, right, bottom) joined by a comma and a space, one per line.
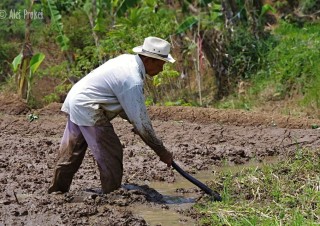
48, 118, 88, 193
80, 125, 123, 194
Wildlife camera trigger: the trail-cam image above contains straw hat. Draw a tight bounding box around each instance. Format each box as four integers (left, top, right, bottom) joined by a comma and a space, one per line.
133, 37, 175, 63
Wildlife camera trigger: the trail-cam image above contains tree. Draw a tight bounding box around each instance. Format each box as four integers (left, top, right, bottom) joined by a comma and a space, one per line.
13, 0, 45, 103
15, 0, 34, 100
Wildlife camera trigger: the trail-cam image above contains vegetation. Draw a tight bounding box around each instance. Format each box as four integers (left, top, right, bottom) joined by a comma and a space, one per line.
216, 20, 320, 116
1, 0, 320, 116
196, 149, 320, 225
252, 22, 320, 108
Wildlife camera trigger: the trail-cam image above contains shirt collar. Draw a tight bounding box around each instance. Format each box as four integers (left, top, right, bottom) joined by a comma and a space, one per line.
135, 54, 146, 80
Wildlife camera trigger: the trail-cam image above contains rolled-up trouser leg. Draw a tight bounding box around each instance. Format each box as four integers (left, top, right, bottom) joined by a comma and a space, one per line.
48, 117, 88, 193
79, 124, 123, 194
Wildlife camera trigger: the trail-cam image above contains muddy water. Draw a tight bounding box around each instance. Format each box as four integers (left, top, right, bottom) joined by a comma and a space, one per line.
131, 173, 199, 226
11, 159, 279, 226
133, 205, 194, 226
130, 167, 219, 226
213, 156, 280, 173
131, 157, 280, 225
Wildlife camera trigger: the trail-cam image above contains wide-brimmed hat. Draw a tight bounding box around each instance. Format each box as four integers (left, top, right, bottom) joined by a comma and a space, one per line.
133, 37, 175, 63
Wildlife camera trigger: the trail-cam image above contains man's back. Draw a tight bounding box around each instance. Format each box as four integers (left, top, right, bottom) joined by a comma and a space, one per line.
62, 54, 146, 126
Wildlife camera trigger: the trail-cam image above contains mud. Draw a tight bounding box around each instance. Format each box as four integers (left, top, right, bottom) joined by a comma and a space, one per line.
1, 98, 320, 225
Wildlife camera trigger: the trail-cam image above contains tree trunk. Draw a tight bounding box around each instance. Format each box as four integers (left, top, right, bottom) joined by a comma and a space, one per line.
244, 0, 264, 38
17, 0, 34, 99
222, 0, 239, 27
201, 29, 230, 100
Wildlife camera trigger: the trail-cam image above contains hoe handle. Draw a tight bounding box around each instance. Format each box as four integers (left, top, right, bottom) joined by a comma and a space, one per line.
172, 161, 222, 201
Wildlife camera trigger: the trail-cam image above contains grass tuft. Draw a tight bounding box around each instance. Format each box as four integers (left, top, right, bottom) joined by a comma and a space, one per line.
196, 149, 320, 225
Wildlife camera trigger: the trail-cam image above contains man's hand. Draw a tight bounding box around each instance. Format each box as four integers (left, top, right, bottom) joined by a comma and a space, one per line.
160, 151, 173, 167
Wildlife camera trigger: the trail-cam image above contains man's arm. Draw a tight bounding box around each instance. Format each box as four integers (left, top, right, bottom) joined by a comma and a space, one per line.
117, 85, 172, 166
118, 110, 130, 122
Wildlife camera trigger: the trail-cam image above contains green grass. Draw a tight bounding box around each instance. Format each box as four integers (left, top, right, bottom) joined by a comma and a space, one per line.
215, 21, 320, 116
195, 149, 320, 225
251, 21, 320, 109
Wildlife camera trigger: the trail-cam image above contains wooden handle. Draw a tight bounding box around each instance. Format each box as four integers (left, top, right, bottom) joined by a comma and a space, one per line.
172, 161, 222, 201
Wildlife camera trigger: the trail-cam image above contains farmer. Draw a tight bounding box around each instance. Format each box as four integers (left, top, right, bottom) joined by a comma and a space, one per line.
48, 37, 174, 194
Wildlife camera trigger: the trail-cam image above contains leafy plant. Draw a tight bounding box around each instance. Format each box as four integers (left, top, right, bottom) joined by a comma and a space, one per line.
12, 52, 45, 103
102, 1, 176, 55
71, 46, 101, 77
45, 0, 70, 51
43, 93, 59, 104
27, 113, 39, 122
0, 43, 20, 81
226, 25, 276, 81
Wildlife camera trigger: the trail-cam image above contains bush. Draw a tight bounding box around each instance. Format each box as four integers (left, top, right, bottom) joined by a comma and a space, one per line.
252, 21, 320, 108
226, 26, 276, 81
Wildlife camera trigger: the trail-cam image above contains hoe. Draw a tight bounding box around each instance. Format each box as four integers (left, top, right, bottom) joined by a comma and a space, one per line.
172, 161, 222, 201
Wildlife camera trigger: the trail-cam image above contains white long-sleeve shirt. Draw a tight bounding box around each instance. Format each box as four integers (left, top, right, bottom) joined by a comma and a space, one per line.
62, 54, 167, 156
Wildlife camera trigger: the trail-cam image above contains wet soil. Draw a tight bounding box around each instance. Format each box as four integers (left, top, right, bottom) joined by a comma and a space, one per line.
1, 96, 320, 225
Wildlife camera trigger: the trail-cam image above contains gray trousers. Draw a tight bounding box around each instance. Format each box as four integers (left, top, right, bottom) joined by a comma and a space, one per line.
48, 117, 123, 194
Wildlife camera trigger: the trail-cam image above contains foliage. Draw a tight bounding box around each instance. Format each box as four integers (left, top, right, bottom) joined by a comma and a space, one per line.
164, 99, 196, 107
102, 2, 176, 56
43, 92, 60, 104
0, 44, 17, 80
1, 0, 320, 111
38, 61, 69, 79
251, 22, 320, 108
153, 64, 180, 87
299, 0, 320, 14
226, 25, 276, 80
144, 63, 185, 106
174, 1, 223, 35
43, 82, 72, 104
215, 20, 320, 116
196, 149, 320, 225
30, 53, 45, 74
54, 0, 82, 13
12, 52, 46, 103
0, 1, 26, 80
215, 96, 252, 111
97, 1, 179, 105
0, 75, 16, 93
0, 1, 25, 40
45, 0, 70, 51
71, 46, 101, 77
115, 0, 140, 17
27, 113, 39, 122
63, 9, 94, 49
12, 54, 23, 73
176, 16, 199, 34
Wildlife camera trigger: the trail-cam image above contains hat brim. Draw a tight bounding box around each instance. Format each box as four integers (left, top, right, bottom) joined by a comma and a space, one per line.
133, 46, 175, 63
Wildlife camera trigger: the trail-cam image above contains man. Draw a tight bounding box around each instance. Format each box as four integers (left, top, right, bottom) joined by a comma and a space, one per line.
48, 37, 174, 194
